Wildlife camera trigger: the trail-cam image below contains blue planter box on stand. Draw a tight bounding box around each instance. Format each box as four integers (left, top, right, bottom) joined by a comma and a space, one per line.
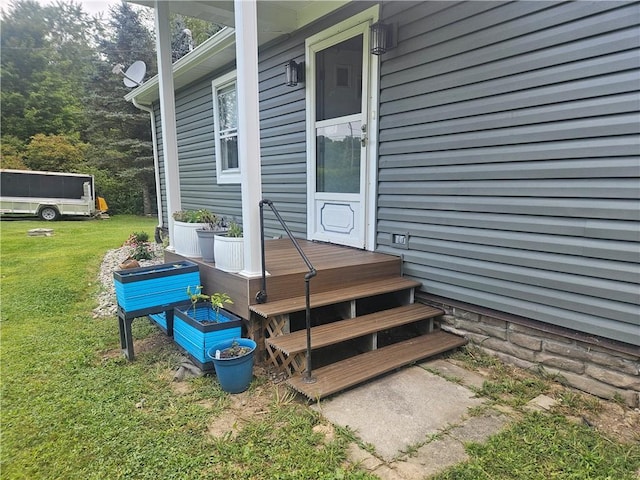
173, 303, 243, 371
113, 260, 201, 361
113, 260, 200, 312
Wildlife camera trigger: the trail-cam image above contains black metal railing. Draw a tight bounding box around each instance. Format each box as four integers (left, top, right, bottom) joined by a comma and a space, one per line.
258, 199, 317, 384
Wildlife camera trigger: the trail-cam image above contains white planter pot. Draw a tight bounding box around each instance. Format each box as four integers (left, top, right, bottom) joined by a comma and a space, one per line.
214, 234, 244, 273
173, 221, 207, 257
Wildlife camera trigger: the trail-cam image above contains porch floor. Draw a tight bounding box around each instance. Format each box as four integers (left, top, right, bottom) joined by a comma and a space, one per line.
165, 238, 404, 320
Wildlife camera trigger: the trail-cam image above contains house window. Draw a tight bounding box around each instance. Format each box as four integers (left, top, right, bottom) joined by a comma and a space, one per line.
212, 71, 240, 184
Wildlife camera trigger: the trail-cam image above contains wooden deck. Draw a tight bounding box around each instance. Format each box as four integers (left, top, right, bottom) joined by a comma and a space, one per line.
166, 239, 403, 319
165, 239, 467, 399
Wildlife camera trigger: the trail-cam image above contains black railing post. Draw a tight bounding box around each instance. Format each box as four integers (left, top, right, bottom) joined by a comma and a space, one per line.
256, 200, 268, 304
258, 198, 317, 383
304, 269, 317, 384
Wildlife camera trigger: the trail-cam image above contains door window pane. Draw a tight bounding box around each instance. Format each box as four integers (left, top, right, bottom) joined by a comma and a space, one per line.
315, 35, 363, 121
316, 120, 361, 193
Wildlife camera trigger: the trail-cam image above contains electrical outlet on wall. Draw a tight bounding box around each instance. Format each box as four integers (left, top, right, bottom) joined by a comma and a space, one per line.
392, 232, 409, 249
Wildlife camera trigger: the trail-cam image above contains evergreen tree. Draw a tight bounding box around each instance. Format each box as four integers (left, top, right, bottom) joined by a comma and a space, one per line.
87, 1, 157, 215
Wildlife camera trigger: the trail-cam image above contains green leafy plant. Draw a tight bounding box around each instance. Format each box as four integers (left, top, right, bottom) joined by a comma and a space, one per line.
226, 221, 243, 238
186, 285, 209, 316
186, 286, 233, 322
198, 210, 225, 231
123, 231, 154, 260
218, 339, 250, 358
209, 292, 233, 321
173, 209, 213, 223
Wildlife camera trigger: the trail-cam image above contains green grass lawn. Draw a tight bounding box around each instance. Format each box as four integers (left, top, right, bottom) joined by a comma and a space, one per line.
0, 216, 373, 480
1, 216, 638, 479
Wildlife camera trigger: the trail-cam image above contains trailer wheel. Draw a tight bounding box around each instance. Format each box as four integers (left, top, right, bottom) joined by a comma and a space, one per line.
38, 206, 60, 221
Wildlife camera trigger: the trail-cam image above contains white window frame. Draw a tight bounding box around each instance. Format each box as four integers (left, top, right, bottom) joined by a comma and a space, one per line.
212, 70, 240, 184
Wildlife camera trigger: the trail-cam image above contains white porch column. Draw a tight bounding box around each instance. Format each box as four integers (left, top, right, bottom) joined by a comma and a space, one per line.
234, 0, 263, 277
154, 0, 181, 249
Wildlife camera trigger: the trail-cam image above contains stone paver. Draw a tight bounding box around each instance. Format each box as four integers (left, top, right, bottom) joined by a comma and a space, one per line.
313, 362, 518, 479
420, 358, 487, 390
449, 410, 510, 444
314, 366, 483, 461
525, 394, 559, 412
395, 436, 468, 479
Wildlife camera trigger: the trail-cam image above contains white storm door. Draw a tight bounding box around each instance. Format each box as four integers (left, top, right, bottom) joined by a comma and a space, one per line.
307, 22, 371, 249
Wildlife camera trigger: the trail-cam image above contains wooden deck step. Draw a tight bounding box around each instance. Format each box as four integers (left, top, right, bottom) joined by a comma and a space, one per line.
286, 331, 467, 399
266, 303, 443, 355
250, 277, 421, 318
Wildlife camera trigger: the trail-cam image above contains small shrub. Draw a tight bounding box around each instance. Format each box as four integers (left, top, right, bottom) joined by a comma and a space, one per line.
173, 209, 215, 223
226, 221, 243, 237
123, 231, 154, 261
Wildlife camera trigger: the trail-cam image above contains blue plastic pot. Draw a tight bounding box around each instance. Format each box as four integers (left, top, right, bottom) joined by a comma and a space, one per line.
207, 338, 256, 393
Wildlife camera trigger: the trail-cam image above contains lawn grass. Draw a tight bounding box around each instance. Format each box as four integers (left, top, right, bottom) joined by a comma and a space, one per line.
432, 411, 640, 480
2, 216, 638, 479
0, 216, 374, 479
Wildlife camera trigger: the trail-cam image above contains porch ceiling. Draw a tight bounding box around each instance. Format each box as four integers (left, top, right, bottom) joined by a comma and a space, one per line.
126, 0, 348, 105
132, 1, 347, 34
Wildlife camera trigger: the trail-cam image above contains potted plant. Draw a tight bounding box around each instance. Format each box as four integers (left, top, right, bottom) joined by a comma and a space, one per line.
214, 221, 244, 273
207, 338, 256, 393
172, 286, 242, 370
195, 211, 227, 263
172, 209, 210, 258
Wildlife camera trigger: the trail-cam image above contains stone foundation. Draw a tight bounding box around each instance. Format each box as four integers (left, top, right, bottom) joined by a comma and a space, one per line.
425, 301, 640, 407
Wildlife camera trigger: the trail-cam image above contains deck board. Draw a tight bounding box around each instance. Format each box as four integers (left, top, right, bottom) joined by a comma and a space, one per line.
266, 303, 444, 355
287, 331, 468, 399
250, 277, 421, 318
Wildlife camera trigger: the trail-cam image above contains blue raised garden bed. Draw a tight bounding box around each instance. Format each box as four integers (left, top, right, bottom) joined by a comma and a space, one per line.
149, 312, 170, 334
173, 303, 243, 370
113, 260, 200, 313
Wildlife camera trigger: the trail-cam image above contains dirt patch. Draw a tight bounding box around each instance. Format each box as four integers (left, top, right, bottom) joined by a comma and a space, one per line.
206, 383, 288, 439
583, 402, 640, 445
171, 380, 194, 395
100, 331, 173, 361
313, 423, 336, 444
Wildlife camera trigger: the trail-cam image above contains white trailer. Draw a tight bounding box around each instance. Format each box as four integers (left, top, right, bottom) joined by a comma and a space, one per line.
0, 169, 107, 221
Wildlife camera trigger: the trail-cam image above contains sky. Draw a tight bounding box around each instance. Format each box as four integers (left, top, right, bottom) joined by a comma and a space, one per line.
34, 0, 122, 17
76, 0, 120, 17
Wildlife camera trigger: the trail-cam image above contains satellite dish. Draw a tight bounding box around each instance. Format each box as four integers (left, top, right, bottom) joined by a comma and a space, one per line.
122, 60, 146, 87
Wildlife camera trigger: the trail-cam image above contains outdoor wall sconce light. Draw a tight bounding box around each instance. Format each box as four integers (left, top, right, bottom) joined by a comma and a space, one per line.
370, 22, 394, 55
284, 60, 304, 87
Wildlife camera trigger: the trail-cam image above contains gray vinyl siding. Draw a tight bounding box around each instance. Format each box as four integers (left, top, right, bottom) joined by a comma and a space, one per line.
153, 70, 243, 227
257, 38, 308, 236
376, 1, 640, 345
153, 102, 168, 227
257, 1, 373, 236
153, 1, 370, 236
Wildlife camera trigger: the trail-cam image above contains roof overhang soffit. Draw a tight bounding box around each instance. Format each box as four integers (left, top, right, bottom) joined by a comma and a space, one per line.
131, 0, 350, 32
126, 0, 349, 105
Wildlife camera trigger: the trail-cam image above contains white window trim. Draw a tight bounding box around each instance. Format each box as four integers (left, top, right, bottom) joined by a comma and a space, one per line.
212, 70, 241, 184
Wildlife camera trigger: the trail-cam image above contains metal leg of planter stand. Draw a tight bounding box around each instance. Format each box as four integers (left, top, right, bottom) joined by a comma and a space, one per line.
118, 312, 127, 350
118, 310, 135, 361
166, 309, 175, 338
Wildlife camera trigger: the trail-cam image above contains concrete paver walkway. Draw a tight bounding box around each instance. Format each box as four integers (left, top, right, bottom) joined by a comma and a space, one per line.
313, 358, 513, 479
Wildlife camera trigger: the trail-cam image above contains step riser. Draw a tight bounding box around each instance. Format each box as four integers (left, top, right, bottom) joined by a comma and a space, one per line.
259, 259, 401, 303
267, 304, 444, 355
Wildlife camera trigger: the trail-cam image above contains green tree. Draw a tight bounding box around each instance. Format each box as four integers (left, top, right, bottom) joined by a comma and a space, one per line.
0, 136, 28, 169
86, 1, 157, 215
1, 0, 98, 140
23, 133, 88, 172
171, 14, 222, 61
